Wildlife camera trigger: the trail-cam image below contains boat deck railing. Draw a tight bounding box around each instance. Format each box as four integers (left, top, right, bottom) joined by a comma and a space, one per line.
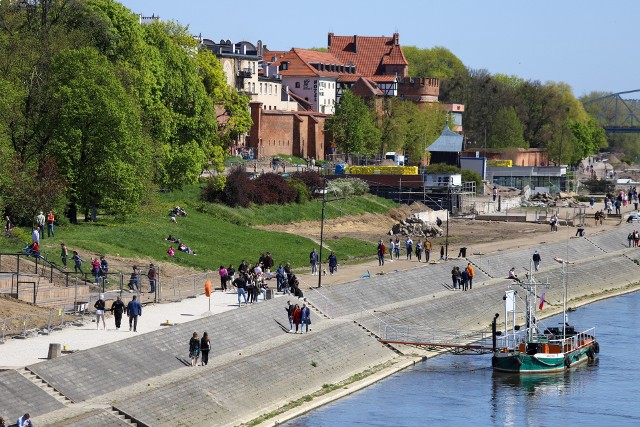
497, 327, 596, 353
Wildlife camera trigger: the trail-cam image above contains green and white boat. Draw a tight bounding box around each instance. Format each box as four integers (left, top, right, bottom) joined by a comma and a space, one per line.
491, 259, 599, 374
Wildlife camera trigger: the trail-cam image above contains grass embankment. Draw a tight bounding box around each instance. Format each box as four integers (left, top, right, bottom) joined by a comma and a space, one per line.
0, 185, 395, 272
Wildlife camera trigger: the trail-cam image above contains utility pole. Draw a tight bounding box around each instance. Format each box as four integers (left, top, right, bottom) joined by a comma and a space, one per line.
318, 180, 343, 288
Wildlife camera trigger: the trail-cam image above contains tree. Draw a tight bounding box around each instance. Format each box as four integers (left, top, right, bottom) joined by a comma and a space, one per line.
404, 46, 467, 80
378, 98, 447, 164
325, 90, 379, 156
47, 47, 148, 221
487, 107, 527, 148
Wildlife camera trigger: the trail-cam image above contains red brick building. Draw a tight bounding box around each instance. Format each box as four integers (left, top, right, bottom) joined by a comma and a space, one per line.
248, 102, 328, 160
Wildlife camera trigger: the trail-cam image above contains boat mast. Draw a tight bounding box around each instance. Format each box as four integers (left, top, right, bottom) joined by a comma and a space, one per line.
562, 258, 567, 339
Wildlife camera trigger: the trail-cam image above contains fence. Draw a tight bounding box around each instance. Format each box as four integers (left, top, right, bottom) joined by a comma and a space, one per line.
0, 308, 75, 343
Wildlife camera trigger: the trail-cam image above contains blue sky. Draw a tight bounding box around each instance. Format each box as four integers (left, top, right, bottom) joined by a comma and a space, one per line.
120, 0, 639, 98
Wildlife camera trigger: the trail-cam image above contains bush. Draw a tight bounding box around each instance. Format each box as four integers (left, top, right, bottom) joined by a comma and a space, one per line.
460, 170, 482, 194
200, 175, 227, 203
224, 167, 254, 208
291, 170, 325, 197
290, 179, 310, 204
252, 173, 297, 205
328, 178, 369, 197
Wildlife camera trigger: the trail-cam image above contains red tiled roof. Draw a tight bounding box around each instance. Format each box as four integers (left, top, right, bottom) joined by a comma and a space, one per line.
270, 48, 349, 77
370, 75, 397, 83
351, 77, 384, 97
328, 33, 408, 78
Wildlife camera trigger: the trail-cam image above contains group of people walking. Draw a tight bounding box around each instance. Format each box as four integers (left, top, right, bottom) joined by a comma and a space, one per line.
285, 300, 311, 333
451, 263, 474, 291
92, 294, 142, 332
188, 331, 211, 366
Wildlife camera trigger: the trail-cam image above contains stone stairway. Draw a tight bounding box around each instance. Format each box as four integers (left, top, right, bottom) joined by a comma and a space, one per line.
17, 367, 73, 405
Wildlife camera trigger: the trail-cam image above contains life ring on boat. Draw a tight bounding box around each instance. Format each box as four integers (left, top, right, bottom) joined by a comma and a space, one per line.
593, 341, 600, 354
564, 355, 571, 368
586, 346, 595, 361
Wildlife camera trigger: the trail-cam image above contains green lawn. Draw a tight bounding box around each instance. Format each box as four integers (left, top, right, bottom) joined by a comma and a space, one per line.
1, 186, 392, 273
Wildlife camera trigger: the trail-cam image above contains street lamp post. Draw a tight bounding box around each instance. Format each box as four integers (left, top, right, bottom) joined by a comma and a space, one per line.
318, 180, 343, 288
318, 187, 327, 288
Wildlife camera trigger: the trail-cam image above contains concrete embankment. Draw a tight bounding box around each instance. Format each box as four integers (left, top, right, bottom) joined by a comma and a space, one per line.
7, 222, 640, 426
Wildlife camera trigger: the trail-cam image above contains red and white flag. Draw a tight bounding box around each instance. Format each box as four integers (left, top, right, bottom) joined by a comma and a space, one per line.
539, 290, 545, 310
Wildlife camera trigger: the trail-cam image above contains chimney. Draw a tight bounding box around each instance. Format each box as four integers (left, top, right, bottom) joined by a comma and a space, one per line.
328, 32, 334, 48
257, 39, 262, 55
393, 33, 399, 46
354, 35, 358, 53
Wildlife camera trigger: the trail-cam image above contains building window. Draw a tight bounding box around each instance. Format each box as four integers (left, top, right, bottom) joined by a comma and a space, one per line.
259, 83, 262, 94
252, 82, 255, 93
295, 82, 300, 88
281, 62, 288, 70
247, 82, 251, 92
269, 84, 272, 95
275, 86, 278, 94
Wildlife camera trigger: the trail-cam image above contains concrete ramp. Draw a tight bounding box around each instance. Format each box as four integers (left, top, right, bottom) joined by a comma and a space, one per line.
28, 299, 320, 403
112, 320, 396, 427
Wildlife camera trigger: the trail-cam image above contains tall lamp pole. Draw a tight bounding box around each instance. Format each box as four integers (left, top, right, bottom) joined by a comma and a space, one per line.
318, 187, 327, 288
318, 180, 343, 288
445, 186, 450, 260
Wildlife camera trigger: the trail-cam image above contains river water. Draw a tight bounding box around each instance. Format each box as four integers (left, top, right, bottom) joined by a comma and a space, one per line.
286, 291, 640, 426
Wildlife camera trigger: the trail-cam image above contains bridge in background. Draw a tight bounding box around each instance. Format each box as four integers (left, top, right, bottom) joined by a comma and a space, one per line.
583, 89, 640, 133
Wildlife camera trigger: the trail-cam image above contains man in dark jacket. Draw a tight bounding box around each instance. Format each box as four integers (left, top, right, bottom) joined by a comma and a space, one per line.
111, 296, 125, 330
286, 300, 295, 332
234, 274, 248, 306
126, 295, 142, 332
532, 250, 541, 271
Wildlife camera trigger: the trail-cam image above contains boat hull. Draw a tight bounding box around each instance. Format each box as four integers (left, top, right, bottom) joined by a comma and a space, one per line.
492, 343, 596, 374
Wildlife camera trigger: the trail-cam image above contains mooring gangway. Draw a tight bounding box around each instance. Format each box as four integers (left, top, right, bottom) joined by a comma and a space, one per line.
377, 323, 495, 354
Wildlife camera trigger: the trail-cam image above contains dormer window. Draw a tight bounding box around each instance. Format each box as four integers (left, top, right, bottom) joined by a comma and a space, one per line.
281, 62, 288, 71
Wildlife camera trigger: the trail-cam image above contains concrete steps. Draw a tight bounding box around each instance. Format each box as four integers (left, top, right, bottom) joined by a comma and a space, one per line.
110, 407, 139, 426
18, 367, 73, 405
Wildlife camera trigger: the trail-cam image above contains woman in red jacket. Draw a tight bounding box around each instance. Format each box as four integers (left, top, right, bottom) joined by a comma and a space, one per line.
292, 304, 302, 334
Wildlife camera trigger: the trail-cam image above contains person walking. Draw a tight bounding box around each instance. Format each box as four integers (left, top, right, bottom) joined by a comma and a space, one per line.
218, 265, 228, 292
94, 294, 106, 329
301, 303, 311, 333
388, 238, 395, 261
460, 267, 469, 291
110, 296, 125, 330
91, 257, 101, 284
200, 332, 211, 366
394, 237, 400, 259
415, 240, 423, 262
424, 239, 432, 263
292, 304, 302, 334
465, 262, 475, 290
377, 240, 386, 266
233, 273, 248, 306
72, 250, 83, 274
31, 226, 40, 245
36, 211, 46, 240
100, 256, 109, 284
405, 237, 413, 260
276, 263, 285, 292
60, 243, 68, 267
286, 300, 295, 332
128, 266, 140, 291
46, 210, 55, 238
328, 251, 338, 275
126, 295, 142, 332
189, 332, 200, 366
145, 263, 156, 294
533, 250, 541, 271
310, 248, 319, 275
